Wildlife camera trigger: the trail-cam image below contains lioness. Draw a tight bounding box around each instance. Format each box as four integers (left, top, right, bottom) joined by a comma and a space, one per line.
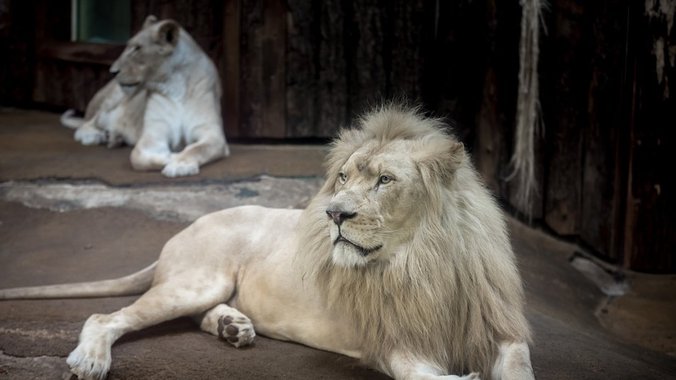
1, 106, 535, 380
60, 16, 230, 177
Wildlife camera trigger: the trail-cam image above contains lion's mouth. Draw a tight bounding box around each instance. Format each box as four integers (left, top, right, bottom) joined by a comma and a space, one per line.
334, 235, 382, 256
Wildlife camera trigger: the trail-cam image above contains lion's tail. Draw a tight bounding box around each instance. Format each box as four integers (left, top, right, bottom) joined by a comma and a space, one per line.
0, 262, 157, 300
60, 109, 84, 129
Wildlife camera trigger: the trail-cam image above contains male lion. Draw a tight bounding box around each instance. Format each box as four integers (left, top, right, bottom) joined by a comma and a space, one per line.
1, 106, 534, 379
60, 15, 230, 177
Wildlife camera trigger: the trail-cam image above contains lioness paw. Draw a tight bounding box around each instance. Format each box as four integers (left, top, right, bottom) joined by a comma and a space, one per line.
75, 127, 107, 146
162, 159, 199, 177
218, 314, 255, 348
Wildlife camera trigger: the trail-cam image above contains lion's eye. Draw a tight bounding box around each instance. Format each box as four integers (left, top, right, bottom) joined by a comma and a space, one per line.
379, 175, 392, 185
338, 172, 347, 184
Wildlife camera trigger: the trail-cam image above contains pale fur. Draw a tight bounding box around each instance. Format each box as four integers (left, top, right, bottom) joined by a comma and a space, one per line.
60, 15, 229, 177
0, 105, 533, 380
60, 81, 147, 148
299, 105, 532, 377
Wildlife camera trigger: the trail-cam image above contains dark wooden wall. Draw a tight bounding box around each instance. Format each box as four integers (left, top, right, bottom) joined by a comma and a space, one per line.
534, 0, 674, 273
0, 0, 673, 273
625, 0, 675, 273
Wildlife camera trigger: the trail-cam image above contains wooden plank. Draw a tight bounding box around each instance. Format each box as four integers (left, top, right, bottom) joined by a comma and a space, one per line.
261, 0, 287, 138
579, 0, 630, 263
0, 0, 36, 106
285, 0, 319, 137
387, 0, 425, 101
286, 0, 348, 138
475, 67, 505, 195
475, 0, 525, 204
419, 0, 488, 143
347, 0, 388, 116
240, 0, 286, 138
314, 0, 349, 136
286, 0, 426, 138
624, 0, 676, 273
541, 0, 589, 235
222, 0, 241, 139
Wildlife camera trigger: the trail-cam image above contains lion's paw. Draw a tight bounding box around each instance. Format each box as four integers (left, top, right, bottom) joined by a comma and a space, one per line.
162, 159, 199, 177
66, 341, 111, 380
218, 314, 255, 348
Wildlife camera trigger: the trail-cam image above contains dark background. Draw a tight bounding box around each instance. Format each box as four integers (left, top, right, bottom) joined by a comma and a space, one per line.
0, 0, 673, 274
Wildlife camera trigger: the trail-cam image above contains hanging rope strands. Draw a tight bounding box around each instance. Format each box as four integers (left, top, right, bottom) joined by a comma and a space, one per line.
508, 0, 545, 219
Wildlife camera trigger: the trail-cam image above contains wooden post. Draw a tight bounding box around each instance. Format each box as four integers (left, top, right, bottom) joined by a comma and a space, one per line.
223, 0, 241, 139
240, 0, 286, 138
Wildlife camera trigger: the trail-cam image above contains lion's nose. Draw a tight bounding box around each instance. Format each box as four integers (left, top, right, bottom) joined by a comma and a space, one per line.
326, 209, 357, 225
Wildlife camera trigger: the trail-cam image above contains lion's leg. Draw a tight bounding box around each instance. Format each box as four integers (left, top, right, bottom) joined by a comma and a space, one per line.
195, 303, 256, 348
162, 128, 227, 177
491, 341, 534, 380
67, 277, 232, 380
386, 351, 480, 380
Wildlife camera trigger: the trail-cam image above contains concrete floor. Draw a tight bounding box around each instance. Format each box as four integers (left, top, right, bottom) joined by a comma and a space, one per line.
1, 108, 675, 379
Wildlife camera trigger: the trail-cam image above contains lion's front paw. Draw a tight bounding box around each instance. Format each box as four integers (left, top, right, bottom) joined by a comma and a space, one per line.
218, 314, 255, 348
66, 341, 111, 380
161, 158, 199, 177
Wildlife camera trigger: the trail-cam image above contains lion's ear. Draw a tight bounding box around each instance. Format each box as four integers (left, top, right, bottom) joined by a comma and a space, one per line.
415, 139, 465, 185
154, 20, 180, 51
143, 15, 158, 29
446, 140, 466, 170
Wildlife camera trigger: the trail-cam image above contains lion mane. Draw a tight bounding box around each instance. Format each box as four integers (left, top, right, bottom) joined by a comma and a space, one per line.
298, 105, 531, 376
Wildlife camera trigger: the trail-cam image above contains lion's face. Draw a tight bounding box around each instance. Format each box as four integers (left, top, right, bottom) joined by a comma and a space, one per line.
326, 140, 427, 267
110, 16, 180, 88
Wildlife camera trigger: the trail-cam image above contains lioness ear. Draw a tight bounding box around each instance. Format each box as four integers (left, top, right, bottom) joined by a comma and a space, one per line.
155, 20, 180, 51
143, 15, 158, 29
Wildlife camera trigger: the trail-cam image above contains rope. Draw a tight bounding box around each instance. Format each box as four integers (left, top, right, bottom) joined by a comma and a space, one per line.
507, 0, 545, 220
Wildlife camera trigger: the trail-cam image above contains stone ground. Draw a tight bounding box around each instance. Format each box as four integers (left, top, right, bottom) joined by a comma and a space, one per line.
0, 108, 675, 379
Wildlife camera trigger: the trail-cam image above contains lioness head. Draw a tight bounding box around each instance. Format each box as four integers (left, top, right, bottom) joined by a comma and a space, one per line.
110, 15, 180, 89
325, 106, 465, 267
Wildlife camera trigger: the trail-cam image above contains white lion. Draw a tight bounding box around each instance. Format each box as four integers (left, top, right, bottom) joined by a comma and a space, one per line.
1, 105, 534, 380
60, 16, 229, 177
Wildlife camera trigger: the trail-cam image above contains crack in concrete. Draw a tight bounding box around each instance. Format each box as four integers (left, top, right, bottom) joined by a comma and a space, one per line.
0, 327, 72, 341
0, 176, 323, 222
0, 350, 65, 360
0, 350, 70, 380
